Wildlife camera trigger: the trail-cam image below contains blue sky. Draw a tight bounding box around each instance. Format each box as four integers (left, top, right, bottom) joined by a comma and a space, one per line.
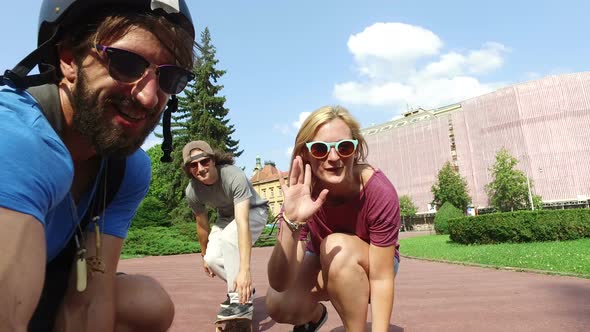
3, 1, 590, 175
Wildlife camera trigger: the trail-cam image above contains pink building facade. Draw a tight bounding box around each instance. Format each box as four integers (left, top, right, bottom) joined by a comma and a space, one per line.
362, 72, 590, 212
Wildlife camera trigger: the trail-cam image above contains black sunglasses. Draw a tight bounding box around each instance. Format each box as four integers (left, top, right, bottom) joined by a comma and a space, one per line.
188, 157, 211, 168
95, 44, 194, 95
305, 139, 359, 159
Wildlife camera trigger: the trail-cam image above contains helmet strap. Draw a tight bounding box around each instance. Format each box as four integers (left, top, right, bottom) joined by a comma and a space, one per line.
0, 29, 59, 89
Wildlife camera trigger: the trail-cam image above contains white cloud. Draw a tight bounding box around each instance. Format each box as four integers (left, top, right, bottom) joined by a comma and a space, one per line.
420, 52, 466, 78
347, 22, 442, 81
271, 111, 311, 141
286, 146, 293, 157
466, 42, 509, 74
293, 112, 311, 130
348, 22, 442, 61
334, 22, 510, 113
409, 76, 501, 108
334, 81, 413, 106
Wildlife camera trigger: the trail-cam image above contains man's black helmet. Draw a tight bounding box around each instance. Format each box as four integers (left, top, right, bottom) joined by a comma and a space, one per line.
38, 0, 195, 72
1, 0, 194, 89
39, 0, 194, 39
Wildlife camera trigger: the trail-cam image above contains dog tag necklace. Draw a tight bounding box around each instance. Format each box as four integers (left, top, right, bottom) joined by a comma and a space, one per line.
87, 162, 108, 275
86, 218, 106, 274
69, 196, 88, 292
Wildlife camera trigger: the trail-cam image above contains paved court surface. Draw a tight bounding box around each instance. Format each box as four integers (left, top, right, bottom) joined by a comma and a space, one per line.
118, 232, 590, 331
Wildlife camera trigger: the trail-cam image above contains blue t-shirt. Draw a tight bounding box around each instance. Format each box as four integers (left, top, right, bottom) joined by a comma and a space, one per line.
0, 87, 151, 261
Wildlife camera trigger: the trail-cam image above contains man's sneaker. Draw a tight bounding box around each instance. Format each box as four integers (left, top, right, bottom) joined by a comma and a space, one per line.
220, 294, 231, 308
221, 288, 256, 308
217, 303, 253, 320
292, 303, 327, 332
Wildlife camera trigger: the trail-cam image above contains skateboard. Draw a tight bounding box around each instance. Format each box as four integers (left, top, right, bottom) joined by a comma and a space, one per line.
214, 317, 252, 332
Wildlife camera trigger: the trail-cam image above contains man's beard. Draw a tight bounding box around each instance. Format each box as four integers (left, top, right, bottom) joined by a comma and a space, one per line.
71, 68, 162, 158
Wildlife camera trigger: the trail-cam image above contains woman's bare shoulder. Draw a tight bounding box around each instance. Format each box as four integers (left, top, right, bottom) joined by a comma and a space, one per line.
355, 164, 375, 183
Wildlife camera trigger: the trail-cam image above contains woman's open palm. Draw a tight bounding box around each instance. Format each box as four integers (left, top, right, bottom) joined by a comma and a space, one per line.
279, 156, 328, 223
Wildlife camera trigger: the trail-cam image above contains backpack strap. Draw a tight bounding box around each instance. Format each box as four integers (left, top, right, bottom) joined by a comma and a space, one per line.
26, 84, 64, 139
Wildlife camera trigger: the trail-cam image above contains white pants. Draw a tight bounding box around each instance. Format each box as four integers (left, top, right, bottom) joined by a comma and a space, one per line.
203, 207, 267, 303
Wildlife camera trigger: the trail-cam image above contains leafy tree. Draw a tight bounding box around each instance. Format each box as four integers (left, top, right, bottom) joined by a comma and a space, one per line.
431, 161, 471, 212
486, 148, 542, 212
153, 27, 241, 222
144, 145, 169, 201
399, 195, 418, 217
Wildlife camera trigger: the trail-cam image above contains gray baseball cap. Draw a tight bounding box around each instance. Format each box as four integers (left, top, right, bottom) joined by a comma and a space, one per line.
182, 140, 214, 165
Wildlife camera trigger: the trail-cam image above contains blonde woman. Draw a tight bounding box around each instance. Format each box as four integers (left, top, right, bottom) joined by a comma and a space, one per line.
266, 106, 401, 332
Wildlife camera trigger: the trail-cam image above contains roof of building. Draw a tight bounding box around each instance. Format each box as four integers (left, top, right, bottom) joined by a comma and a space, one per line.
250, 164, 288, 184
361, 103, 462, 136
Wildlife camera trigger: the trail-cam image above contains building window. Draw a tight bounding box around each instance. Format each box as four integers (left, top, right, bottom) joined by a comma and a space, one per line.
277, 185, 282, 196
270, 188, 274, 198
261, 189, 266, 199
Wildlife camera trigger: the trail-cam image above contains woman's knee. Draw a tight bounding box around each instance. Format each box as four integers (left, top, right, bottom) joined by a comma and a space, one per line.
320, 233, 369, 274
115, 274, 174, 332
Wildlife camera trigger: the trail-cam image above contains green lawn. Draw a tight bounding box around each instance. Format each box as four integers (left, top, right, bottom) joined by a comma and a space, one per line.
399, 235, 590, 278
253, 225, 279, 247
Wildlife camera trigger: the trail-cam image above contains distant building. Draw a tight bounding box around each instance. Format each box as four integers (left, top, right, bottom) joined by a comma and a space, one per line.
250, 156, 288, 216
362, 72, 590, 213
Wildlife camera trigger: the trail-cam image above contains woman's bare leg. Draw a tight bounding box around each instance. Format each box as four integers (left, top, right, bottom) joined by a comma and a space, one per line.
320, 233, 370, 332
266, 252, 328, 326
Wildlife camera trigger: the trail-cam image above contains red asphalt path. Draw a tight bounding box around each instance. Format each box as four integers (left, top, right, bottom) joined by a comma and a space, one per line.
118, 232, 590, 331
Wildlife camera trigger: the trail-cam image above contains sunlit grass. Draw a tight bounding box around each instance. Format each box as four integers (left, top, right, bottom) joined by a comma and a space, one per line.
399, 235, 590, 278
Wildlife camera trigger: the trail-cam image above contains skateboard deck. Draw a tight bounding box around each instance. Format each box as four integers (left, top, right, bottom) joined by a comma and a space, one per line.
214, 317, 252, 332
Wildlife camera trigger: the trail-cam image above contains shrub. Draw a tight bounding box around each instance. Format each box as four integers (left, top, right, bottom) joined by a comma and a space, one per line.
122, 223, 200, 256
132, 196, 171, 228
434, 202, 464, 234
448, 209, 590, 244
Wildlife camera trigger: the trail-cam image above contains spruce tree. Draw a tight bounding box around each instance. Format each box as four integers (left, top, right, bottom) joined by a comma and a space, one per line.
174, 27, 241, 155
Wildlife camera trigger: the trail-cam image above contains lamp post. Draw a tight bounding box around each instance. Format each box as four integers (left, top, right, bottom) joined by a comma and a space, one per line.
527, 175, 534, 211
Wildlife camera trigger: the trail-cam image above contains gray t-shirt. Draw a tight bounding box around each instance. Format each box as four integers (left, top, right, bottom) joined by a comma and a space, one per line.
185, 164, 268, 227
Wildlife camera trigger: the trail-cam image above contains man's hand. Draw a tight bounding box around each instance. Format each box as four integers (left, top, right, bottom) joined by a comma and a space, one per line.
233, 269, 252, 304
202, 256, 215, 278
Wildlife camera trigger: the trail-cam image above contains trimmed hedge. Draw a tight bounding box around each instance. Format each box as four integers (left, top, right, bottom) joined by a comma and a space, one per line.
434, 202, 464, 234
448, 209, 590, 244
122, 222, 200, 256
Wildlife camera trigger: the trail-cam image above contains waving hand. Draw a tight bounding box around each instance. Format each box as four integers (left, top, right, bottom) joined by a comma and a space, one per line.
279, 156, 329, 223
